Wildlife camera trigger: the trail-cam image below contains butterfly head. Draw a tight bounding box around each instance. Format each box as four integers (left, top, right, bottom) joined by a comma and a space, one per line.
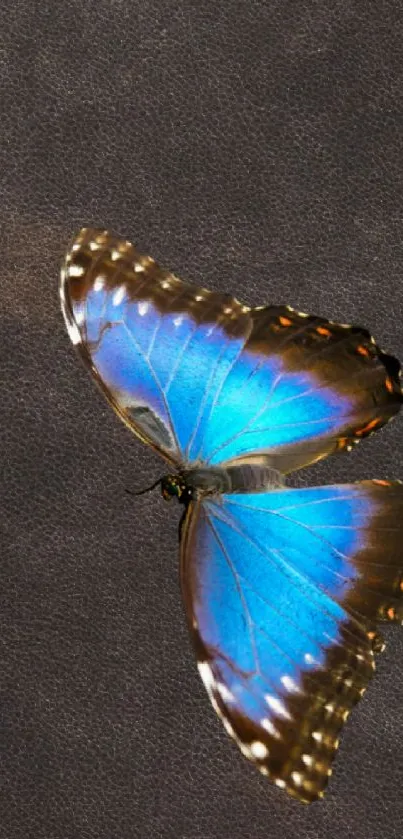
161, 474, 193, 505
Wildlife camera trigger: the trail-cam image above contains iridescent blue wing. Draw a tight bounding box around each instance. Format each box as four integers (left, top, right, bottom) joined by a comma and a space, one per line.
60, 229, 250, 467
181, 481, 403, 803
60, 229, 402, 471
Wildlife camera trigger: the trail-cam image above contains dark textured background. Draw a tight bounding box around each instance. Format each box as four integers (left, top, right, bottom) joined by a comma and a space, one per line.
2, 2, 403, 837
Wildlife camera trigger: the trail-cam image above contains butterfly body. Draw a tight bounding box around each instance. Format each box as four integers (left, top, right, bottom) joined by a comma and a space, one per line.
161, 464, 285, 503
61, 228, 403, 804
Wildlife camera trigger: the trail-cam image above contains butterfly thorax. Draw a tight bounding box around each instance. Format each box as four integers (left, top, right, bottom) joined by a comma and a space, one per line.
161, 463, 284, 504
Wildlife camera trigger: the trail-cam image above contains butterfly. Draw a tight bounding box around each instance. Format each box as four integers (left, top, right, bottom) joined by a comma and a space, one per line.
60, 228, 403, 803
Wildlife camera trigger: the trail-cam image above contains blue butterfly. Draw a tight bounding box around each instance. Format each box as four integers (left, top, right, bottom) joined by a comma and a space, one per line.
60, 228, 403, 803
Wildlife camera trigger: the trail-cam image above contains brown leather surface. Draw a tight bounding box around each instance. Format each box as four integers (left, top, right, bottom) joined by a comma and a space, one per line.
2, 2, 403, 837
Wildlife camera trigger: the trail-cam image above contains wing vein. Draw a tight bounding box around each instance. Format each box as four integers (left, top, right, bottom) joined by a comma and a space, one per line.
205, 511, 261, 675
121, 321, 182, 456
207, 501, 367, 655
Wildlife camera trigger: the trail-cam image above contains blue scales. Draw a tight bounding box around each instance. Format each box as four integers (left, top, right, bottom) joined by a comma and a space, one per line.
60, 228, 403, 803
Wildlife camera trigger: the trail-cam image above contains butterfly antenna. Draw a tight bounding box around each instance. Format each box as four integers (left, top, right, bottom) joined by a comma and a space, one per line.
125, 478, 162, 498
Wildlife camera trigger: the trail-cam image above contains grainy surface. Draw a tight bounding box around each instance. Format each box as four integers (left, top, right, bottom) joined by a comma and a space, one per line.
1, 2, 403, 837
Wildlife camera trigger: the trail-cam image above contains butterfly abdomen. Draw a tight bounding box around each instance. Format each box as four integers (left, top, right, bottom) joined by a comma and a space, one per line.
225, 463, 284, 492
184, 464, 284, 496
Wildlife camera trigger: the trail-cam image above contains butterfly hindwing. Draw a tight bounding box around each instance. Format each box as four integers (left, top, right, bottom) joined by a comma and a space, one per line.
61, 229, 402, 472
180, 481, 403, 802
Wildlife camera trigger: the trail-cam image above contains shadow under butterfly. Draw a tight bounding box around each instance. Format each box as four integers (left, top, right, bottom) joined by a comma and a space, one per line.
60, 228, 403, 804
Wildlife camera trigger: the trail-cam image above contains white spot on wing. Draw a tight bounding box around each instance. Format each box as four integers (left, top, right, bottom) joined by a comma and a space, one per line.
274, 778, 286, 789
280, 675, 301, 694
134, 263, 145, 273
261, 718, 280, 739
138, 301, 149, 316
250, 740, 269, 759
302, 754, 314, 767
111, 249, 121, 261
304, 653, 316, 666
264, 694, 292, 721
197, 661, 215, 697
112, 286, 126, 307
173, 315, 184, 328
216, 682, 235, 704
291, 771, 303, 786
67, 263, 84, 278
93, 276, 105, 292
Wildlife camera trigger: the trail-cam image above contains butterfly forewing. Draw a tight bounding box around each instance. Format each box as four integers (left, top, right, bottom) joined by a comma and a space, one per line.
60, 228, 251, 466
210, 306, 402, 472
61, 228, 402, 473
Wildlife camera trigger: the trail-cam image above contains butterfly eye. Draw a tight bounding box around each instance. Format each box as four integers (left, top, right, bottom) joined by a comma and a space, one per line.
161, 476, 183, 501
162, 486, 175, 501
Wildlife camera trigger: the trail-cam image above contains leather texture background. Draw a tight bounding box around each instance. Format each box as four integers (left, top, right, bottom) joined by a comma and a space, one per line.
2, 2, 403, 837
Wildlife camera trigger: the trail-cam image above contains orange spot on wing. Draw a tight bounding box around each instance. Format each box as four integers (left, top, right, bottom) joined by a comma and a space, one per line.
385, 377, 394, 393
355, 418, 380, 436
387, 607, 396, 620
316, 326, 331, 337
356, 345, 370, 357
279, 316, 292, 327
372, 479, 390, 486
